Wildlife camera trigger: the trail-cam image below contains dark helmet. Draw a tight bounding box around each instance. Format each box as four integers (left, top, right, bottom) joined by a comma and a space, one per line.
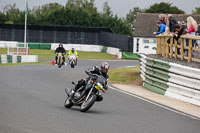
72, 48, 75, 52
59, 43, 63, 48
100, 62, 110, 74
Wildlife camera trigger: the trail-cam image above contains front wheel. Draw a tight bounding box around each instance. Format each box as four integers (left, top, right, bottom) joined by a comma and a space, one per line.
64, 97, 73, 108
80, 93, 97, 112
71, 63, 74, 68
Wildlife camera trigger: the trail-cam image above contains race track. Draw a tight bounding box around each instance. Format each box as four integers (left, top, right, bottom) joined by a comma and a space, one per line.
0, 59, 199, 133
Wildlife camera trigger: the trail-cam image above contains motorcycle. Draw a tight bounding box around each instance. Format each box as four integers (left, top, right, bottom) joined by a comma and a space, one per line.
64, 75, 107, 112
57, 52, 64, 68
68, 54, 77, 68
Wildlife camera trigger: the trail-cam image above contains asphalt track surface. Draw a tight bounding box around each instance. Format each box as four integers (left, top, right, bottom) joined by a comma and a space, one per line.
0, 59, 200, 133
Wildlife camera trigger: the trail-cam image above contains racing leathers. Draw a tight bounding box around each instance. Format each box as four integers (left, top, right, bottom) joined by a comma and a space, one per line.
67, 50, 78, 64
70, 66, 109, 99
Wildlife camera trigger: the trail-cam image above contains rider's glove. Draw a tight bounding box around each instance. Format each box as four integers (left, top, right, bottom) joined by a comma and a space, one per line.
105, 85, 108, 90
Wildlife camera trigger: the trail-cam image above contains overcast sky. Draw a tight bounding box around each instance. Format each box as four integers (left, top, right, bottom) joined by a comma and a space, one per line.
0, 0, 200, 17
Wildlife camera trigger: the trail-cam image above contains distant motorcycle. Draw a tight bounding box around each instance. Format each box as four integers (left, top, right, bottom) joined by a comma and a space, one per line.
68, 54, 77, 68
57, 52, 64, 68
64, 75, 107, 112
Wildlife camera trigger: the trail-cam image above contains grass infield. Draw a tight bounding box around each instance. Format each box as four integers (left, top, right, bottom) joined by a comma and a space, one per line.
108, 66, 142, 85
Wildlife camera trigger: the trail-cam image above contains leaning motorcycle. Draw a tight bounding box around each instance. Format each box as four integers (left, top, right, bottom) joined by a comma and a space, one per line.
68, 54, 76, 68
64, 75, 107, 112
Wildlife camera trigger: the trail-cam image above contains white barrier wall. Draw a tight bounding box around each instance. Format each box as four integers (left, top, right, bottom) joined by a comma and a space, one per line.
21, 55, 38, 63
169, 63, 200, 80
0, 41, 18, 48
51, 43, 122, 58
51, 44, 103, 52
106, 47, 120, 55
166, 83, 200, 106
0, 55, 38, 64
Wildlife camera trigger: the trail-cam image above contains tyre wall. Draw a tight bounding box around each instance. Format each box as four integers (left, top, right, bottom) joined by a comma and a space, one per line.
140, 54, 200, 106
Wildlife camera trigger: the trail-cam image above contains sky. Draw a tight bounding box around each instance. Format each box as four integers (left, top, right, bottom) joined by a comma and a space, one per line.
0, 0, 200, 17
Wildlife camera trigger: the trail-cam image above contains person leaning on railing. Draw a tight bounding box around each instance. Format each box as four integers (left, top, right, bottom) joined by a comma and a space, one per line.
185, 16, 198, 55
153, 21, 166, 35
173, 24, 187, 54
168, 14, 178, 33
196, 22, 200, 52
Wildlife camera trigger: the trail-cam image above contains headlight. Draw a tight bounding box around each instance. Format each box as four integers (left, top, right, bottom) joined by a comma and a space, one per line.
95, 82, 103, 91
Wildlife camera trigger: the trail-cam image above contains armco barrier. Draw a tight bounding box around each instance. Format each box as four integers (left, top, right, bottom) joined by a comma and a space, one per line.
140, 54, 200, 106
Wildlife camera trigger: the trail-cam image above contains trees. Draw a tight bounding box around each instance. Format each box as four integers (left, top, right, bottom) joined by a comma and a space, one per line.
2, 4, 21, 24
126, 7, 143, 28
0, 11, 6, 24
0, 0, 133, 36
103, 1, 112, 16
144, 2, 185, 14
192, 7, 200, 14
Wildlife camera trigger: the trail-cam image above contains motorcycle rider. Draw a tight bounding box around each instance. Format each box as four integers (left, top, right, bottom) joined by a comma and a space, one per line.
67, 48, 78, 65
69, 62, 110, 99
55, 44, 66, 64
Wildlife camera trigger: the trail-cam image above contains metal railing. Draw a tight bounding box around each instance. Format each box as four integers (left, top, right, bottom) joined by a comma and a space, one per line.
7, 43, 29, 55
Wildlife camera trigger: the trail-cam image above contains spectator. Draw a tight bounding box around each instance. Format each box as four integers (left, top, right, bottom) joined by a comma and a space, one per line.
173, 24, 187, 54
157, 14, 166, 32
153, 21, 166, 35
187, 16, 198, 36
159, 14, 166, 24
185, 16, 198, 56
177, 21, 181, 26
164, 14, 170, 33
196, 22, 200, 52
174, 24, 186, 42
181, 21, 187, 31
168, 14, 178, 32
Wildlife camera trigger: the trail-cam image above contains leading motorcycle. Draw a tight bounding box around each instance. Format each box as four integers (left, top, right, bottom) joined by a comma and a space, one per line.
64, 75, 107, 112
56, 52, 64, 68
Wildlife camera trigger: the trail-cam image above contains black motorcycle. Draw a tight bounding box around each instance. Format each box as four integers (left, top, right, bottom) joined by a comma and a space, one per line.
64, 75, 107, 112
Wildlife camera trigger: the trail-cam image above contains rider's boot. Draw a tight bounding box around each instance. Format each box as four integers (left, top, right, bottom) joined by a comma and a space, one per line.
69, 90, 75, 99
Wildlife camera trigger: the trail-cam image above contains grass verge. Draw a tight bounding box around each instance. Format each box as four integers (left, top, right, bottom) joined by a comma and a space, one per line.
108, 66, 142, 85
0, 48, 117, 66
0, 48, 7, 54
30, 49, 117, 60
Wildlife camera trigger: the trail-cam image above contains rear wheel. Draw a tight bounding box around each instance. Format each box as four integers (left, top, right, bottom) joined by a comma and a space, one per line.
64, 97, 73, 108
80, 93, 97, 112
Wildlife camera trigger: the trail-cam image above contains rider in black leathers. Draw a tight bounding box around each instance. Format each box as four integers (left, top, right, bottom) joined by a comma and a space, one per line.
55, 44, 66, 64
70, 62, 110, 99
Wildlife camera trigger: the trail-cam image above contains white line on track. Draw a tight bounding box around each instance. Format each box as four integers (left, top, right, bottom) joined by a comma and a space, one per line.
109, 85, 200, 121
